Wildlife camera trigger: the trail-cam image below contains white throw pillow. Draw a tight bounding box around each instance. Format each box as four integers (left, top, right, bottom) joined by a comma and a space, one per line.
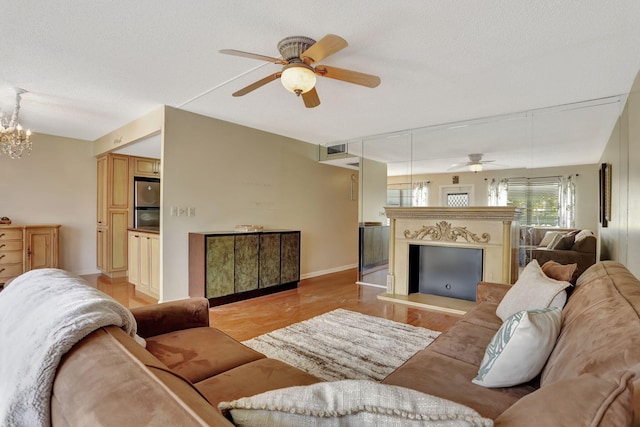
473, 307, 562, 388
496, 260, 570, 322
574, 229, 594, 242
219, 380, 494, 427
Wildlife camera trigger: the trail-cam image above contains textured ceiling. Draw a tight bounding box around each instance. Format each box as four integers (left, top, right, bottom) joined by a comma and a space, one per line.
2, 1, 640, 173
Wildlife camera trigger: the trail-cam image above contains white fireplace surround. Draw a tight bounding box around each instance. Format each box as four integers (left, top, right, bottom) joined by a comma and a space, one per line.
384, 207, 522, 301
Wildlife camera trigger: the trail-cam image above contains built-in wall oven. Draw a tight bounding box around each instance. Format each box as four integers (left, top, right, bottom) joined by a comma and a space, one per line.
134, 177, 160, 230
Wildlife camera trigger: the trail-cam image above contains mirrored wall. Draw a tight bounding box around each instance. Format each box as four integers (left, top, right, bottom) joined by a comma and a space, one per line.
321, 95, 625, 287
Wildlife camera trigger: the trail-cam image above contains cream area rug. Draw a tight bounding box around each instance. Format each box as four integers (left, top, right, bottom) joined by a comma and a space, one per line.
242, 309, 440, 382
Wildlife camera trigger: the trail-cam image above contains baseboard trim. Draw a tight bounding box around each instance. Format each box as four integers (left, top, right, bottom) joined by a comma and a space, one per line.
301, 264, 358, 280
356, 281, 386, 289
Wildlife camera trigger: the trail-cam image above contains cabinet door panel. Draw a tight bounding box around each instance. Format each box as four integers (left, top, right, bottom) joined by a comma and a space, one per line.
128, 232, 140, 285
109, 211, 128, 271
110, 155, 129, 209
206, 236, 235, 297
234, 234, 259, 293
149, 235, 160, 295
97, 156, 107, 225
259, 234, 281, 288
280, 232, 300, 284
25, 227, 58, 271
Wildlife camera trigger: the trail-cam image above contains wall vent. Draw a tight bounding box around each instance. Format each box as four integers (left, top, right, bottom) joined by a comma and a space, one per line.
327, 144, 347, 155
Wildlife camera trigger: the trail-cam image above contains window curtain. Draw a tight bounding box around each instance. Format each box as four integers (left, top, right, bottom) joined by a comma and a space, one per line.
487, 178, 508, 206
558, 175, 576, 228
412, 181, 430, 207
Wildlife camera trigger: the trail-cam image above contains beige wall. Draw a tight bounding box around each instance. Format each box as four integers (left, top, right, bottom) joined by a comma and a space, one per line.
388, 164, 599, 231
599, 70, 640, 277
359, 157, 388, 223
0, 133, 96, 274
161, 107, 358, 301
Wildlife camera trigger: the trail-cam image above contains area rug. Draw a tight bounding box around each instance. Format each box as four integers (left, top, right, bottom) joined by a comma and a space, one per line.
242, 308, 440, 382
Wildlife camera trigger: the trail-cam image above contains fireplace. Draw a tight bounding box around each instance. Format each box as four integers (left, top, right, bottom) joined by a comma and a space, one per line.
409, 245, 483, 301
379, 207, 522, 313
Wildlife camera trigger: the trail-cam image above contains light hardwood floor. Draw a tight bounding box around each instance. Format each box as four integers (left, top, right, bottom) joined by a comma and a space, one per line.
83, 268, 462, 341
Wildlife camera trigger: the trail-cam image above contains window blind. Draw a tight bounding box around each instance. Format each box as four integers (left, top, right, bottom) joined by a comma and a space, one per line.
507, 177, 561, 226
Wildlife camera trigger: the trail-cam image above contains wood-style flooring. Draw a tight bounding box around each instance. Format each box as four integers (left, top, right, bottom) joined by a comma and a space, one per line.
82, 268, 462, 342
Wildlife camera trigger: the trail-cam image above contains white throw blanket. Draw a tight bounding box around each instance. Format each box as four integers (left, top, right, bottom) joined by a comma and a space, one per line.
0, 268, 137, 427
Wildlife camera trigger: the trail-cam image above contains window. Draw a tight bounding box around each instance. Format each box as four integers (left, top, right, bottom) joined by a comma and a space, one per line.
508, 177, 559, 226
504, 177, 574, 227
440, 185, 474, 207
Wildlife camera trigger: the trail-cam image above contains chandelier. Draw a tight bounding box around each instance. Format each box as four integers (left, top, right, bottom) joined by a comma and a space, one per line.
0, 92, 32, 159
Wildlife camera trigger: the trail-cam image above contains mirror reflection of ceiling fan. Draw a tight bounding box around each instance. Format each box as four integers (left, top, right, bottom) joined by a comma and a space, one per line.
220, 34, 381, 108
448, 153, 508, 173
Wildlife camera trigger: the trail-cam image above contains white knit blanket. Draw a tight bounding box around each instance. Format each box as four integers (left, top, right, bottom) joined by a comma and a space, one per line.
0, 268, 137, 427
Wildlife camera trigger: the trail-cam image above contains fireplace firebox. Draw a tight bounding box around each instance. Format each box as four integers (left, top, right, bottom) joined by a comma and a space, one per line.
408, 244, 483, 301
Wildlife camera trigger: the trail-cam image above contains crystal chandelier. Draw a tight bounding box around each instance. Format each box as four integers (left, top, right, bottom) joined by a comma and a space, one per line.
0, 92, 32, 159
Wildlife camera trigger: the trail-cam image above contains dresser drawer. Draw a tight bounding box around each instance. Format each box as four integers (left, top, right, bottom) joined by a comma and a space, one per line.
0, 251, 23, 264
0, 241, 22, 251
0, 229, 23, 241
0, 263, 23, 279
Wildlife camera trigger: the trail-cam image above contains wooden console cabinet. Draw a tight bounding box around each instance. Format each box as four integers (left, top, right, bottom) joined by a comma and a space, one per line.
188, 230, 300, 305
0, 224, 60, 288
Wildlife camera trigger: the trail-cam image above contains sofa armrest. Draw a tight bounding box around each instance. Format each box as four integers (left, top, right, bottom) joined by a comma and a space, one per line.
130, 297, 210, 338
476, 281, 511, 304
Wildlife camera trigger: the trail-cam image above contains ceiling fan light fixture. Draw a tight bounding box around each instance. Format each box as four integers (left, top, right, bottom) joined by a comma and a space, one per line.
468, 163, 483, 173
281, 63, 316, 96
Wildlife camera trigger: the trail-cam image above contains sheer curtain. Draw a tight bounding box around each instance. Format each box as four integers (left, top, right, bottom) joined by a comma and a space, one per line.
412, 181, 430, 206
487, 178, 508, 206
559, 175, 576, 228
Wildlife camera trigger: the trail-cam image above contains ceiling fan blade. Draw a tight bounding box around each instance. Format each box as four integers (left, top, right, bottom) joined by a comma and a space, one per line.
302, 87, 320, 108
220, 49, 287, 65
315, 65, 381, 88
301, 34, 348, 64
232, 73, 281, 97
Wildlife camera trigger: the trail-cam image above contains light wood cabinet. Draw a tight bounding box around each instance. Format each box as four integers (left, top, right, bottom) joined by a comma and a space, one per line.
96, 154, 130, 278
133, 157, 161, 178
128, 230, 159, 299
0, 225, 60, 289
189, 230, 300, 305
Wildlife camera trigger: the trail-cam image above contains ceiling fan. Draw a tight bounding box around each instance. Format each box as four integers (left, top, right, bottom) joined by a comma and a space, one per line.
220, 34, 381, 108
448, 153, 505, 173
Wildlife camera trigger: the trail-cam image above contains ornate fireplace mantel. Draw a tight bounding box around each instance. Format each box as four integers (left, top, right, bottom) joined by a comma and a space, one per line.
382, 207, 522, 311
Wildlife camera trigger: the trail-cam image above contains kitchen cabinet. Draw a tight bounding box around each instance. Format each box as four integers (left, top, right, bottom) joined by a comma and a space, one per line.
128, 230, 159, 299
0, 225, 60, 289
133, 157, 161, 178
188, 230, 300, 305
96, 153, 130, 278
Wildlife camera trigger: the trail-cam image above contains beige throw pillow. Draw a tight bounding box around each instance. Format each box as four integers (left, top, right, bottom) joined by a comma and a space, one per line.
496, 260, 570, 321
219, 380, 494, 427
538, 231, 565, 247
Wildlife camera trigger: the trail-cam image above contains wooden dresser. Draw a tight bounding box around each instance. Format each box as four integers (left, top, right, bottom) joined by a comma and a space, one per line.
0, 224, 61, 289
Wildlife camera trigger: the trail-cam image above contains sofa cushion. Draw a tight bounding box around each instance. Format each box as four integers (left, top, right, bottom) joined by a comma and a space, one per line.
219, 380, 493, 427
382, 349, 536, 419
196, 358, 322, 409
496, 260, 570, 321
473, 307, 562, 388
542, 261, 640, 386
145, 327, 266, 383
52, 326, 233, 427
541, 260, 578, 283
495, 371, 634, 427
572, 234, 597, 253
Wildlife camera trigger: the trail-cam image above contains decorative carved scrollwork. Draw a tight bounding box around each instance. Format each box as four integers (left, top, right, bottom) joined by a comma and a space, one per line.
404, 221, 490, 243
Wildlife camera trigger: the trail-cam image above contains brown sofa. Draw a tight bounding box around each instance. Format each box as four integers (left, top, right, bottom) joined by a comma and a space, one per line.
51, 261, 640, 425
521, 227, 597, 279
